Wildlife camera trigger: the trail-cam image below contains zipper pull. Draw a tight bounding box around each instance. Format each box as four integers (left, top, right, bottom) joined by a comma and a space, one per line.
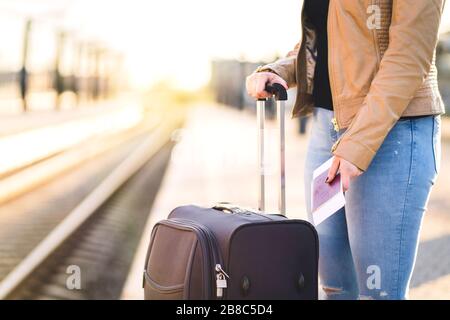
215, 264, 230, 278
331, 117, 340, 132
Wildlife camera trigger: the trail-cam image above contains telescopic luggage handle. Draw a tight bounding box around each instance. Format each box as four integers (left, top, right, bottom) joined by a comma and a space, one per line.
257, 83, 288, 215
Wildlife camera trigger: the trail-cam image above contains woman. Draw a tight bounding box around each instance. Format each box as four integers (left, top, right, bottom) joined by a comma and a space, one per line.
246, 0, 445, 300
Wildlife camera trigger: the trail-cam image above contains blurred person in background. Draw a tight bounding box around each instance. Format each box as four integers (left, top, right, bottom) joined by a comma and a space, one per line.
246, 0, 445, 300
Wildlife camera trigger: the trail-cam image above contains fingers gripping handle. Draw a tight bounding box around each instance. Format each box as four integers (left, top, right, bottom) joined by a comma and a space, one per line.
257, 83, 287, 215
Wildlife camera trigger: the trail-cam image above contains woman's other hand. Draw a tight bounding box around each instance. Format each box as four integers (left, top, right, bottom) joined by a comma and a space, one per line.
246, 72, 288, 100
327, 156, 363, 192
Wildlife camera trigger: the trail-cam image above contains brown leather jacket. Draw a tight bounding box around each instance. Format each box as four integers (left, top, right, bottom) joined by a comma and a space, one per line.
259, 0, 446, 171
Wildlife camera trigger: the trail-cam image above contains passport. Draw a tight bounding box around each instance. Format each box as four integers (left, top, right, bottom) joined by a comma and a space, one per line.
311, 158, 346, 226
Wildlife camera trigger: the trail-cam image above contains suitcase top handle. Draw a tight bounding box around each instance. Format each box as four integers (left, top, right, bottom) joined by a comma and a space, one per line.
258, 83, 288, 101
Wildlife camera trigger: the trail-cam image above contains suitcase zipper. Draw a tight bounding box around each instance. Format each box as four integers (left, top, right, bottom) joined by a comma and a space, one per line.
162, 219, 228, 299
173, 219, 228, 299
158, 220, 211, 298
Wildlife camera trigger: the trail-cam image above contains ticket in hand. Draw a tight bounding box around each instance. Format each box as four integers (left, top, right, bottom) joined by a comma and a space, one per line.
311, 158, 346, 226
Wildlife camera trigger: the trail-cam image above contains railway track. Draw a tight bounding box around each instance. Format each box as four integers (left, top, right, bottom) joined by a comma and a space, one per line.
0, 110, 184, 299
0, 108, 156, 204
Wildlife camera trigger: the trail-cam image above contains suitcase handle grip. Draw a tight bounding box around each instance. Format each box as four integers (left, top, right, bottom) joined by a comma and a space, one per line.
257, 82, 287, 215
213, 203, 247, 215
262, 83, 288, 101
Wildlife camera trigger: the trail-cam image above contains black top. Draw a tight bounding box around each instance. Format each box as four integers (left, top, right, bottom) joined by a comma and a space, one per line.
304, 0, 333, 110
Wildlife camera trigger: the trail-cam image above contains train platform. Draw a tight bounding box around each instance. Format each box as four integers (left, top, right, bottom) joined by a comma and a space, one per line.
121, 103, 450, 300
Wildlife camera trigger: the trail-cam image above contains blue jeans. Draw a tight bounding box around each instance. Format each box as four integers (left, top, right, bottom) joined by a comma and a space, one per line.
304, 107, 441, 300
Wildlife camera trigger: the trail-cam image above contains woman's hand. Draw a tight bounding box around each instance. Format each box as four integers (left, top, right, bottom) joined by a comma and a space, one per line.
327, 156, 363, 192
246, 72, 288, 100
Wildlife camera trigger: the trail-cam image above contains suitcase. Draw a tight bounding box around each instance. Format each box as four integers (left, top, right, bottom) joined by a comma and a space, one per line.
143, 84, 319, 300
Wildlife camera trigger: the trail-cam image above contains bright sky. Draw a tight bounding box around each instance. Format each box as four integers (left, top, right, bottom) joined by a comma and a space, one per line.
1, 0, 450, 90
64, 0, 303, 90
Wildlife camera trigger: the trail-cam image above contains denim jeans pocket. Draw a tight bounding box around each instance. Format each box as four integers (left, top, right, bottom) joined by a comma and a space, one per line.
432, 116, 442, 175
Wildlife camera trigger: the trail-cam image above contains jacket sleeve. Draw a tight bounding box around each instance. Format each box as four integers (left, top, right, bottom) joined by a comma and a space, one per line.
256, 42, 301, 88
332, 0, 444, 171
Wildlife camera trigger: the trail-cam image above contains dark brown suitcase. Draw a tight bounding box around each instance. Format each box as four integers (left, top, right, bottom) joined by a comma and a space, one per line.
143, 84, 319, 300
